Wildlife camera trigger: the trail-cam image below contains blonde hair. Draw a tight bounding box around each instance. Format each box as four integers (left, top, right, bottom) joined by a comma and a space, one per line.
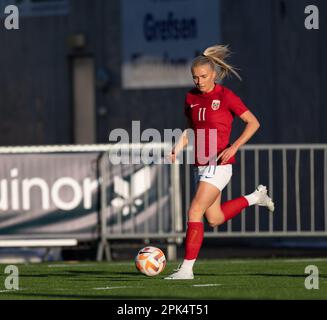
192, 45, 241, 81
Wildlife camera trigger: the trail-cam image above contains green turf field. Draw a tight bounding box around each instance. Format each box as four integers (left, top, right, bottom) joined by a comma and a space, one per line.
0, 258, 326, 300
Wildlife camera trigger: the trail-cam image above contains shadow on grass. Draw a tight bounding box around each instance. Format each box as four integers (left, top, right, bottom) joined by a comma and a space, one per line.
19, 270, 139, 278
18, 270, 153, 283
249, 273, 327, 278
2, 292, 232, 300
195, 273, 327, 278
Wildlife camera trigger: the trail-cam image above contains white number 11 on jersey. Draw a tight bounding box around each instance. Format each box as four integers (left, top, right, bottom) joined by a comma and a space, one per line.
198, 108, 206, 121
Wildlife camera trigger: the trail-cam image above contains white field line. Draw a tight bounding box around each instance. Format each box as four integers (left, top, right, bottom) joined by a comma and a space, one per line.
0, 289, 24, 293
192, 284, 222, 287
93, 286, 144, 290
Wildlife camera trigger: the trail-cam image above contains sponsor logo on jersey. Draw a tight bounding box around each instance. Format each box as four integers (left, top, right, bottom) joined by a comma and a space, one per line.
190, 103, 199, 108
211, 100, 220, 110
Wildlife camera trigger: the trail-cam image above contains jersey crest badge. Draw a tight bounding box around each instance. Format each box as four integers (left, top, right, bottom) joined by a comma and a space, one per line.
211, 100, 220, 110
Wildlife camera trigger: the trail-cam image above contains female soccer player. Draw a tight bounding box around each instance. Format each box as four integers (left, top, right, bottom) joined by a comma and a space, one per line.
165, 45, 274, 280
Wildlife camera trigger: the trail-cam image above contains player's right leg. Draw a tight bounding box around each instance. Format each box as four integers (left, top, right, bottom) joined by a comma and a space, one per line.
205, 184, 275, 229
204, 192, 225, 227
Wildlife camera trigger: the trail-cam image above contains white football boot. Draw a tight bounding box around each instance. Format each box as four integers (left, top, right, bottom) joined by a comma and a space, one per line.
254, 185, 275, 212
164, 266, 194, 280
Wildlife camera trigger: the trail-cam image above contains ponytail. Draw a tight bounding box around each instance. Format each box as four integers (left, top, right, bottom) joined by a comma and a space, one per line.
192, 45, 241, 81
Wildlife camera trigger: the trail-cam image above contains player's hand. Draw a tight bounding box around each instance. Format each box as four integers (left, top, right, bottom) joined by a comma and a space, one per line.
217, 145, 238, 165
166, 151, 177, 163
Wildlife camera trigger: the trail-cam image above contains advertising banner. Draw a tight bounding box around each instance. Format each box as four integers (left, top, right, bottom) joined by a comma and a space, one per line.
0, 152, 172, 240
0, 153, 100, 240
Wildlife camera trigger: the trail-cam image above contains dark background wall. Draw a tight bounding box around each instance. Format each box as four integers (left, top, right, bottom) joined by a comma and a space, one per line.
222, 0, 326, 144
0, 0, 325, 146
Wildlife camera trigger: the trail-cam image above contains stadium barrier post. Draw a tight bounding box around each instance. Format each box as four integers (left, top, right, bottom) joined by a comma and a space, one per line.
167, 160, 183, 261
96, 151, 111, 261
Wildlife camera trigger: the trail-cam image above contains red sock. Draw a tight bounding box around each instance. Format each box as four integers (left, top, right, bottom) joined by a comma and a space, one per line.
184, 222, 204, 260
221, 197, 249, 223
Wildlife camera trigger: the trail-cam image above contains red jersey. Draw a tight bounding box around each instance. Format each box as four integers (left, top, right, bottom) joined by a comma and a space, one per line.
184, 84, 249, 166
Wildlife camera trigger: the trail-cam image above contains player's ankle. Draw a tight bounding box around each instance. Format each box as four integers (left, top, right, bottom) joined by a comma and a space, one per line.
244, 192, 259, 206
181, 259, 196, 271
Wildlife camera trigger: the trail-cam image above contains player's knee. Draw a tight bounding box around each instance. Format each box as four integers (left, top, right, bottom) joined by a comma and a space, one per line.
206, 214, 225, 228
207, 219, 218, 228
188, 203, 205, 221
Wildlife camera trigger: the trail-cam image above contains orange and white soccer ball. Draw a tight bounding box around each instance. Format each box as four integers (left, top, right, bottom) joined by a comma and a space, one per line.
135, 246, 166, 276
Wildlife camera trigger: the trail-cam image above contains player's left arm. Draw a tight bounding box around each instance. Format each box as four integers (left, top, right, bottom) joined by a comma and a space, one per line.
218, 110, 260, 164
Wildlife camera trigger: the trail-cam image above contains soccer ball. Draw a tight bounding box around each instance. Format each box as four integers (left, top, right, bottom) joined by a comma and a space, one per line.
135, 246, 166, 276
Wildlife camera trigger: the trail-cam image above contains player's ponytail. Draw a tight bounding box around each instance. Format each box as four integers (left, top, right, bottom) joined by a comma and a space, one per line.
192, 45, 242, 81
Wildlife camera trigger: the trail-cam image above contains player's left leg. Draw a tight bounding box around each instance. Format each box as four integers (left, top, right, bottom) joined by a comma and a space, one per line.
164, 181, 220, 280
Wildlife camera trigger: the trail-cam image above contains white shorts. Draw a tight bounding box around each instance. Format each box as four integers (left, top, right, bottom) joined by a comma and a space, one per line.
194, 164, 232, 192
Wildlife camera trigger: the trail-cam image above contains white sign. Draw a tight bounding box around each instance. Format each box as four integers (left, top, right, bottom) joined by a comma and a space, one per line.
121, 0, 221, 89
0, 0, 69, 17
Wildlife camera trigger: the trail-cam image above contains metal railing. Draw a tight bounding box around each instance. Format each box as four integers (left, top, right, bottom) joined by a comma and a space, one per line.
181, 144, 327, 237
96, 144, 183, 261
